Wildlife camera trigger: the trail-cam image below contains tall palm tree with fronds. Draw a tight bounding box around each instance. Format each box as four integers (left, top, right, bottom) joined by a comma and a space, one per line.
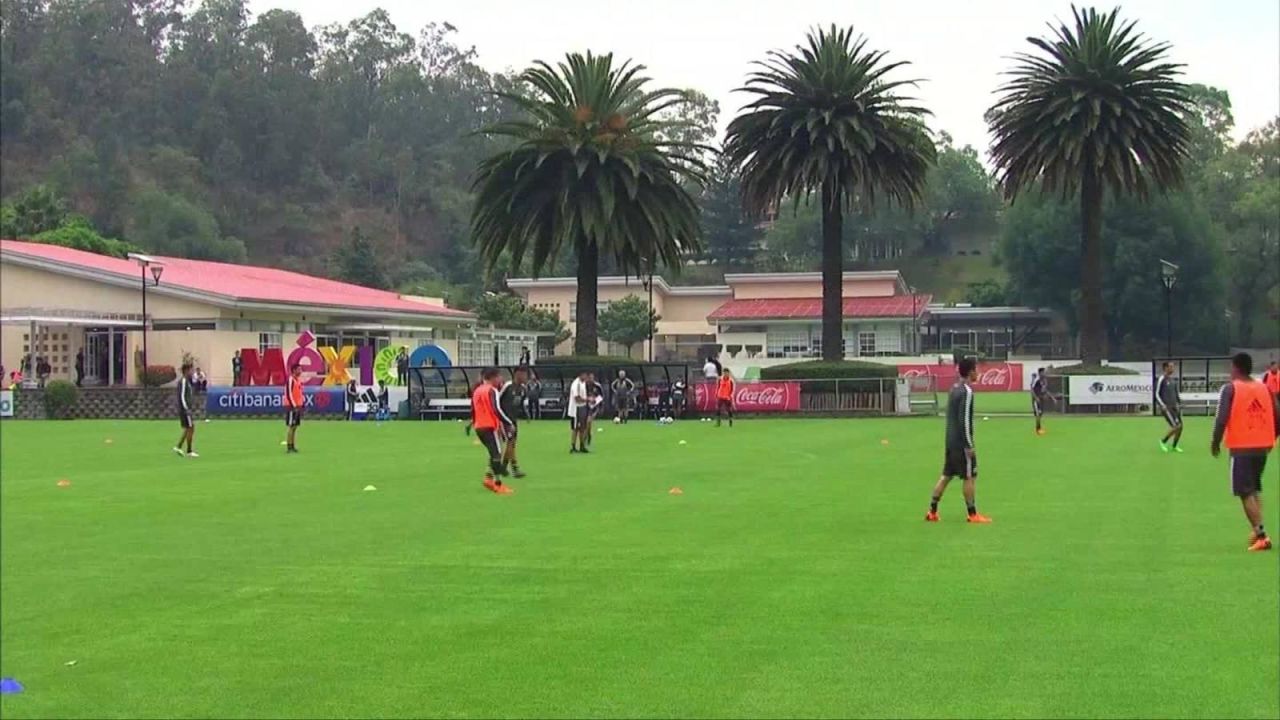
987, 6, 1192, 364
724, 25, 934, 362
471, 52, 707, 355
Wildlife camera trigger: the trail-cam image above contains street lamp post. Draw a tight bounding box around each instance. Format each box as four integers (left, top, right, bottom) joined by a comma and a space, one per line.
1160, 259, 1179, 357
642, 267, 655, 362
128, 253, 165, 375
909, 286, 919, 355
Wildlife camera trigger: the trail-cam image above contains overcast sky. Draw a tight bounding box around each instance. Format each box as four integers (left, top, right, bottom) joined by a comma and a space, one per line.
251, 0, 1279, 156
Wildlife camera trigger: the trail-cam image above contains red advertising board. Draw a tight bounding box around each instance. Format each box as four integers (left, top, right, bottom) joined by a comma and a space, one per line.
694, 381, 801, 412
897, 363, 1024, 392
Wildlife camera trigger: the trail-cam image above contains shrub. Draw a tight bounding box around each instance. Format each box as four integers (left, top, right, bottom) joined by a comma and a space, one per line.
1048, 363, 1138, 376
536, 355, 635, 367
760, 360, 897, 380
140, 365, 178, 386
43, 380, 79, 419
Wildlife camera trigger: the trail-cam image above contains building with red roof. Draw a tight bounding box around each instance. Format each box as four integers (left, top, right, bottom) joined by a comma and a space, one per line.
0, 240, 536, 386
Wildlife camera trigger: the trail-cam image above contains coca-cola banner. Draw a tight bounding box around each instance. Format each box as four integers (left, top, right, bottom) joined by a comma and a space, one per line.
693, 381, 801, 412
897, 363, 1024, 392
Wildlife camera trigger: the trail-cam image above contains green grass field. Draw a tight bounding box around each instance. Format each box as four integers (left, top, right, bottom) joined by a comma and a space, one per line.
1, 415, 1277, 719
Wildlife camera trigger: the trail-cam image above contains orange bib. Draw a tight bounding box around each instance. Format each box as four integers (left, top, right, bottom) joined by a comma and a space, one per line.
1225, 380, 1276, 450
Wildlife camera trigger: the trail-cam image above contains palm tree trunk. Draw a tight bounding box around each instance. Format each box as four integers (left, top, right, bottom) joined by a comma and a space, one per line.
1079, 168, 1105, 365
821, 178, 844, 361
575, 241, 600, 356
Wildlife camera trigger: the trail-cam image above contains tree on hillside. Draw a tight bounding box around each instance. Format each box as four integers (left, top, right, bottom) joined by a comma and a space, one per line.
598, 295, 660, 357
700, 153, 760, 270
1, 185, 68, 237
333, 226, 388, 288
986, 7, 1192, 364
725, 25, 935, 361
471, 52, 706, 355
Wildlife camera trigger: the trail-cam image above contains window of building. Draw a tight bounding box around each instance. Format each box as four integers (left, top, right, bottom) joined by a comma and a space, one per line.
258, 332, 282, 354
568, 302, 610, 322
766, 327, 819, 359
858, 331, 876, 356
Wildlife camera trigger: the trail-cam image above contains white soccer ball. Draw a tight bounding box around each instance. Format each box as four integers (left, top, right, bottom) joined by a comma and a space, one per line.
613, 416, 622, 424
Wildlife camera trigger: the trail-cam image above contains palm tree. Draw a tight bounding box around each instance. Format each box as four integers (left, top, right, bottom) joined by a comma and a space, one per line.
986, 6, 1192, 364
724, 25, 934, 362
471, 52, 706, 356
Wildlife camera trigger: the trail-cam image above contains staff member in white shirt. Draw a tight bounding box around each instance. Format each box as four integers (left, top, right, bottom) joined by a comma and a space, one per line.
703, 357, 718, 381
567, 370, 591, 454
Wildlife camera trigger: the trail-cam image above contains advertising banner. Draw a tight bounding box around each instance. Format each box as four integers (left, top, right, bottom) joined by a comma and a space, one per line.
694, 381, 801, 413
206, 386, 346, 416
1067, 376, 1154, 405
0, 390, 13, 418
897, 363, 1025, 392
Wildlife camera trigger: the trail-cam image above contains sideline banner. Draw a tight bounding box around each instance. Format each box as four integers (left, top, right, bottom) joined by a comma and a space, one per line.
0, 390, 12, 418
897, 363, 1024, 392
1067, 376, 1153, 405
206, 386, 346, 416
694, 381, 800, 413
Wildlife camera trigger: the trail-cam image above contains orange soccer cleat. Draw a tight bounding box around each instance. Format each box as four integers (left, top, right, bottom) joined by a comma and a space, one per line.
966, 513, 993, 524
483, 478, 500, 493
1247, 536, 1272, 552
924, 511, 939, 522
495, 483, 514, 495
1036, 428, 1047, 436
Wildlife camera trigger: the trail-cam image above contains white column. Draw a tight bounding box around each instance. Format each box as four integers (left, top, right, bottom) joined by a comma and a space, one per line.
108, 329, 115, 387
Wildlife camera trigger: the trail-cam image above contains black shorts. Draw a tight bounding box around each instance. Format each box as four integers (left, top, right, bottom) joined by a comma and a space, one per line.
717, 398, 733, 412
285, 409, 303, 428
569, 406, 589, 430
1230, 454, 1267, 497
942, 448, 978, 479
179, 411, 194, 429
1162, 407, 1183, 427
1032, 397, 1044, 417
476, 428, 503, 460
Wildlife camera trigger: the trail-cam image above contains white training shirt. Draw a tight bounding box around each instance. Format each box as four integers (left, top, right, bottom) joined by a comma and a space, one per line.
703, 361, 718, 379
568, 378, 588, 414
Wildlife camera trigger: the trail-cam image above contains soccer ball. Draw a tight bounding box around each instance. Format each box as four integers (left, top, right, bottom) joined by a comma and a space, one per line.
613, 417, 622, 424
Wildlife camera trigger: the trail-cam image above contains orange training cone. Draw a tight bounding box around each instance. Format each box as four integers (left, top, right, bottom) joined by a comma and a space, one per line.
669, 487, 683, 495
56, 479, 71, 488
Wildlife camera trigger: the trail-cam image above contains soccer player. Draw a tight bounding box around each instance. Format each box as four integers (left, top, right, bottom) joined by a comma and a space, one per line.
611, 370, 636, 423
925, 356, 992, 523
498, 367, 526, 478
568, 370, 590, 453
471, 367, 513, 494
670, 378, 687, 419
345, 377, 359, 421
1030, 368, 1057, 435
1211, 352, 1280, 552
1265, 361, 1280, 402
173, 362, 198, 458
1155, 362, 1184, 453
715, 368, 735, 427
284, 363, 304, 454
585, 372, 604, 446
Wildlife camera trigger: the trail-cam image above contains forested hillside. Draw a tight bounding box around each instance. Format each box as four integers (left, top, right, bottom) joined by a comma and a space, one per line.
2, 0, 1275, 352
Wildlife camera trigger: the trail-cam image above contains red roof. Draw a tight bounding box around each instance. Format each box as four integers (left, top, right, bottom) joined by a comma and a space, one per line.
0, 240, 470, 319
708, 295, 932, 321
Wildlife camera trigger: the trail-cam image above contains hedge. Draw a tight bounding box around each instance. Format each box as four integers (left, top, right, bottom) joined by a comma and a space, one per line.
1048, 364, 1139, 376
760, 360, 898, 380
140, 365, 178, 386
44, 380, 78, 419
536, 355, 638, 366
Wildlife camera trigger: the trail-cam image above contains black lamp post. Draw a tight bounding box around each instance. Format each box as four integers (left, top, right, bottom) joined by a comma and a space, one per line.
1160, 259, 1178, 357
129, 253, 164, 374
642, 267, 655, 362
909, 285, 919, 355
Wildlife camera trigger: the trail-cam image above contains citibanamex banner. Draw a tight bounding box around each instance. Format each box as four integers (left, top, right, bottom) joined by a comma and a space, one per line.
206, 386, 346, 416
694, 381, 801, 412
1067, 375, 1154, 405
897, 363, 1025, 392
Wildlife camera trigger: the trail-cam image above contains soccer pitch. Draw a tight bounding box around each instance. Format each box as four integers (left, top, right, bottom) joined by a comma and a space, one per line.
1, 416, 1277, 719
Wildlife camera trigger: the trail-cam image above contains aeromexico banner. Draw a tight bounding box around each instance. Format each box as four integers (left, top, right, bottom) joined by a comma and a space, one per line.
694, 381, 801, 413
897, 363, 1024, 392
206, 386, 346, 416
238, 331, 452, 386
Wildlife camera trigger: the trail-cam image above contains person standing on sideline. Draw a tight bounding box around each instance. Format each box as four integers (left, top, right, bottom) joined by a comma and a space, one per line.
925, 356, 992, 524
716, 368, 735, 427
1211, 352, 1280, 552
232, 350, 243, 386
472, 367, 513, 494
284, 364, 304, 453
74, 350, 84, 387
1030, 369, 1057, 436
525, 371, 542, 420
519, 345, 532, 367
173, 362, 198, 458
568, 370, 590, 453
1156, 362, 1184, 453
611, 370, 635, 423
1264, 361, 1280, 402
345, 377, 359, 421
396, 348, 409, 386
